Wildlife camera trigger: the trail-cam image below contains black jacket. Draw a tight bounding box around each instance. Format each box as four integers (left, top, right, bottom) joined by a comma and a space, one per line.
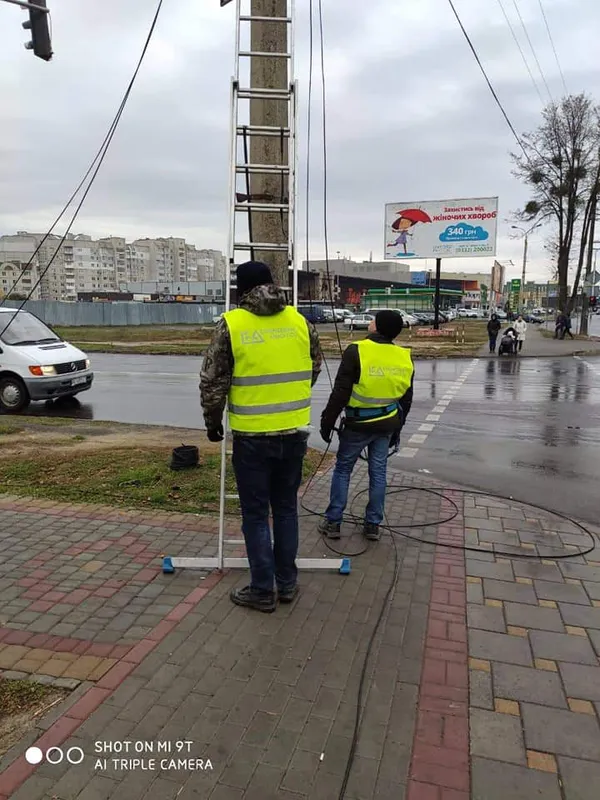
487, 318, 501, 336
321, 333, 414, 436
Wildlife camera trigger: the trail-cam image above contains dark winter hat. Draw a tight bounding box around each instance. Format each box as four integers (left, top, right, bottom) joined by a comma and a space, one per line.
236, 261, 273, 297
375, 310, 404, 340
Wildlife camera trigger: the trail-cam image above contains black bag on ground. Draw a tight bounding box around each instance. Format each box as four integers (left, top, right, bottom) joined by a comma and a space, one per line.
170, 444, 199, 470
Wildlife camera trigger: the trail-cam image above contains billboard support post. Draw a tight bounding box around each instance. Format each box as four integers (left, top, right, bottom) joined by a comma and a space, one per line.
433, 258, 441, 330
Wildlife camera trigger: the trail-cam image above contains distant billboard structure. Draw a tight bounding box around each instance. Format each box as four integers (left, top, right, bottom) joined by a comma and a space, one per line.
384, 197, 498, 260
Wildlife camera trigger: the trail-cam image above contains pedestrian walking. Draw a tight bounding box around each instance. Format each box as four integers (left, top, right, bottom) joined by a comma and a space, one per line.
554, 313, 564, 339
200, 261, 323, 612
319, 311, 414, 541
562, 312, 574, 339
487, 313, 501, 353
514, 315, 527, 353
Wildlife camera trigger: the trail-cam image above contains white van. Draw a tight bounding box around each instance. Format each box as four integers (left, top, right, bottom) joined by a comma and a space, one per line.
0, 307, 93, 413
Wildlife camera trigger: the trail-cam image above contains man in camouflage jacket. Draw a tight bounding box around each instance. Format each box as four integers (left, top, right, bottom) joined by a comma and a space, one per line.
199, 261, 322, 613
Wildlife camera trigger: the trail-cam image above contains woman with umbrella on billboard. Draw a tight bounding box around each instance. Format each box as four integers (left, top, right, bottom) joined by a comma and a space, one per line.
388, 208, 432, 255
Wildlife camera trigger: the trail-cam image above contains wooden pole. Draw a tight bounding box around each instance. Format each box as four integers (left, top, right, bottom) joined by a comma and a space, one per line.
249, 0, 290, 288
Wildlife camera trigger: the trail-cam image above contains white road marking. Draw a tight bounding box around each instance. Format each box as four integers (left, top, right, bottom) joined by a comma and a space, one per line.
395, 357, 478, 462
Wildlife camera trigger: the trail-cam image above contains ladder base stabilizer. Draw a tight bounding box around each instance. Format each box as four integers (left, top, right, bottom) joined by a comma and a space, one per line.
162, 556, 351, 575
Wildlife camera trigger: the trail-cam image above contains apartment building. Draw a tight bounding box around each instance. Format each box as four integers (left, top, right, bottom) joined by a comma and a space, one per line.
0, 233, 42, 299
0, 233, 226, 301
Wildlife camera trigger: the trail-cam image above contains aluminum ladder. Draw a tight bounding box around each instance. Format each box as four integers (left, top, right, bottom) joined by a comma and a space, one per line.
163, 0, 349, 576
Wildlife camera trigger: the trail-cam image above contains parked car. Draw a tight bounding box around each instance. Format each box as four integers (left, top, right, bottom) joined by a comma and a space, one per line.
457, 308, 479, 319
297, 305, 328, 324
0, 308, 93, 413
344, 313, 374, 331
364, 308, 417, 328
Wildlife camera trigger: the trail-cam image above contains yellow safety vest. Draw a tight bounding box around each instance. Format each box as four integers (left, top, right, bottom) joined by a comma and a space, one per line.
223, 306, 312, 433
346, 339, 413, 424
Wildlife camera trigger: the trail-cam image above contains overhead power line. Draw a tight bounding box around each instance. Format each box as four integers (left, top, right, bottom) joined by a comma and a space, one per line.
496, 0, 544, 105
511, 0, 553, 102
537, 0, 568, 95
0, 0, 164, 333
446, 0, 527, 157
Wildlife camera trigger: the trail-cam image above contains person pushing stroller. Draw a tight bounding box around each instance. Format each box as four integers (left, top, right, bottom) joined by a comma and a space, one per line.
498, 326, 518, 356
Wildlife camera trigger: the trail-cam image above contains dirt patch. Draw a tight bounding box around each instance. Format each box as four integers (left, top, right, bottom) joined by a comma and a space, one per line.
0, 678, 69, 758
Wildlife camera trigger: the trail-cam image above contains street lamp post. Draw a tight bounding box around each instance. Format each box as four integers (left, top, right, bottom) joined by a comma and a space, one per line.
512, 223, 542, 310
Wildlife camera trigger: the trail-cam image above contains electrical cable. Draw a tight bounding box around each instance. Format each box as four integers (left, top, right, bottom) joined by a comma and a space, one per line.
536, 0, 568, 96
510, 0, 553, 102
0, 0, 165, 337
495, 0, 545, 105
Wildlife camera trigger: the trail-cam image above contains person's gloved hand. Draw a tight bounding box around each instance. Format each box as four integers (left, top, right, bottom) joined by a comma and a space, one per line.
320, 425, 333, 444
206, 424, 224, 442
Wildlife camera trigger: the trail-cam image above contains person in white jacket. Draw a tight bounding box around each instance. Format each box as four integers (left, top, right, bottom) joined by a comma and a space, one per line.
514, 315, 527, 352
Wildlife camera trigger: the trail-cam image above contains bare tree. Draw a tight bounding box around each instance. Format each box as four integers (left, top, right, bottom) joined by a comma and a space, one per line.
512, 94, 600, 312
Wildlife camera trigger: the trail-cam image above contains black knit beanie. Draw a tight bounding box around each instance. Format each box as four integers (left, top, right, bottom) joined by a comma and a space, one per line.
236, 261, 273, 297
375, 310, 404, 340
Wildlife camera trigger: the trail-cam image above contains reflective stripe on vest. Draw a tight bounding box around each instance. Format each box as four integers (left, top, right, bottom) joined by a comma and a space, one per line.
346, 339, 413, 424
224, 306, 312, 433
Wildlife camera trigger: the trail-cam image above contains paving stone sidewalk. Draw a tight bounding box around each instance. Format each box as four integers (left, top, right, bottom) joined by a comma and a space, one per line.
0, 464, 599, 799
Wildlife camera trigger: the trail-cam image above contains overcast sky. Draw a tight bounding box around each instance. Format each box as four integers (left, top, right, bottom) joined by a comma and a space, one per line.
0, 0, 598, 282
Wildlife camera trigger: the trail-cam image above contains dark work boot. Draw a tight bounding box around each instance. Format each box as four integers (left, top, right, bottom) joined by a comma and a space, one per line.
364, 522, 381, 541
230, 586, 276, 613
318, 519, 341, 539
278, 585, 299, 604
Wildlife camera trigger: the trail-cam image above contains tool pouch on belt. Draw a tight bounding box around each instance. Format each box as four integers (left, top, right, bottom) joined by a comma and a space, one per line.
170, 444, 199, 471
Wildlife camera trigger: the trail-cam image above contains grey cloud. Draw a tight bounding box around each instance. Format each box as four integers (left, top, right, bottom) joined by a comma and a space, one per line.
0, 0, 598, 281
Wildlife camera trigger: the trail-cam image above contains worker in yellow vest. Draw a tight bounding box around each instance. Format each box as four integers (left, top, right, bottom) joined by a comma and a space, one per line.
200, 261, 322, 612
319, 310, 414, 540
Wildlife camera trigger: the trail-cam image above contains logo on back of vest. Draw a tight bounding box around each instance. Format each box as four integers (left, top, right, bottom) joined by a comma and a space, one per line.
240, 330, 265, 344
369, 365, 405, 376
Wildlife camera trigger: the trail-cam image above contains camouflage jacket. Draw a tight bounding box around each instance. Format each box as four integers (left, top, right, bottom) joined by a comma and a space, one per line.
199, 284, 323, 434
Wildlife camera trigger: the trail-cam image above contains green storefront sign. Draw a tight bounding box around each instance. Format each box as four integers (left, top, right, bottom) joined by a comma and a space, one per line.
510, 278, 521, 310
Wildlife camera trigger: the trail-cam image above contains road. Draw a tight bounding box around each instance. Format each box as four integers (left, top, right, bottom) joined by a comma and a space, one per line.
14, 351, 600, 523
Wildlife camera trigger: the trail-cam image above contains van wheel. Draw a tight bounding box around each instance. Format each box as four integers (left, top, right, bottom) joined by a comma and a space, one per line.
0, 376, 30, 413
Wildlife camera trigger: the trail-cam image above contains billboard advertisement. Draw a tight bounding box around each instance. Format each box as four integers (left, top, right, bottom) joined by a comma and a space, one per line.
384, 197, 498, 260
411, 271, 429, 286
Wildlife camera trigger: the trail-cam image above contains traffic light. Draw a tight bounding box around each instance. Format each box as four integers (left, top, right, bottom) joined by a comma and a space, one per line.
22, 0, 52, 61
591, 296, 597, 309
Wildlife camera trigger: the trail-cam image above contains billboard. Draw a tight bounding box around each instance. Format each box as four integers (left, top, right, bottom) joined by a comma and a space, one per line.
384, 197, 498, 260
411, 270, 429, 286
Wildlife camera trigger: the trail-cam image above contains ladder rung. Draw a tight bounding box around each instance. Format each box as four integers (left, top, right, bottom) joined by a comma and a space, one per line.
237, 88, 292, 101
224, 539, 245, 545
239, 15, 291, 23
236, 164, 290, 174
224, 494, 239, 500
236, 125, 290, 137
235, 203, 289, 212
239, 51, 291, 59
234, 242, 289, 252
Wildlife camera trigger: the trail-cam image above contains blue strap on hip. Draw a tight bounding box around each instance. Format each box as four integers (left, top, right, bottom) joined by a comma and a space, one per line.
344, 402, 398, 420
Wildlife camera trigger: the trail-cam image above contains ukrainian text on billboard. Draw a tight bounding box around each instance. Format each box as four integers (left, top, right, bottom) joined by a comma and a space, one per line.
384, 197, 498, 260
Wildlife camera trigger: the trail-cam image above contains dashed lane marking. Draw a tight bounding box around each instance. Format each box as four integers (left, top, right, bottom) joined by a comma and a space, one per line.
396, 358, 478, 459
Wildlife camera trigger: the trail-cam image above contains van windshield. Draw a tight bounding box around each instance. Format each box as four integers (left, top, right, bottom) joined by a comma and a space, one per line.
0, 311, 60, 346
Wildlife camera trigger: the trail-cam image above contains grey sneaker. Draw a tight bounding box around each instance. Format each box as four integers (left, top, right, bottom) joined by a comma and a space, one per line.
278, 585, 299, 604
318, 519, 341, 539
364, 522, 381, 541
231, 586, 276, 613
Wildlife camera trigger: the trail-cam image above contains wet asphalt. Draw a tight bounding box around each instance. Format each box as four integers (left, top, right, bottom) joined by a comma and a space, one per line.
16, 351, 600, 524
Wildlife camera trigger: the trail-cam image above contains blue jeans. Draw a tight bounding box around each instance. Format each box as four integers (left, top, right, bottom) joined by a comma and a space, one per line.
325, 428, 392, 526
232, 433, 307, 594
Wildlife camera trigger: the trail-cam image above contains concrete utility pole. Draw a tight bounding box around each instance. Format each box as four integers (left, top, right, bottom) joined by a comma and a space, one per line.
249, 0, 290, 288
512, 222, 541, 310
580, 191, 597, 337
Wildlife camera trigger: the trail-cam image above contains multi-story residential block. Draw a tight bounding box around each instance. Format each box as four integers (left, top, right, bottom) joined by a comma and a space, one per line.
0, 233, 226, 300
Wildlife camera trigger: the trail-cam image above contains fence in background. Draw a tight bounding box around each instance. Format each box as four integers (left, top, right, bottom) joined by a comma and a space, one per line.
0, 301, 224, 327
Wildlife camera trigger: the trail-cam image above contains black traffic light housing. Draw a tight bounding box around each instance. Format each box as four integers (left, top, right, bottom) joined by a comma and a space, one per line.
22, 0, 52, 61
590, 296, 597, 308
